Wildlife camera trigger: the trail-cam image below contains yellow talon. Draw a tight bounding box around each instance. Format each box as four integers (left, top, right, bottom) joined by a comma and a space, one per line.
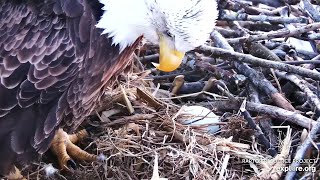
50, 128, 99, 170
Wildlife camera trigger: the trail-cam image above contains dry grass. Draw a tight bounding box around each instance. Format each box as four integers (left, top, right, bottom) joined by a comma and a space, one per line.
19, 69, 288, 180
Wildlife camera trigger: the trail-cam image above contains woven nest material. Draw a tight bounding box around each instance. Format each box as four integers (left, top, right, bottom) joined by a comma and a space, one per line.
21, 71, 291, 180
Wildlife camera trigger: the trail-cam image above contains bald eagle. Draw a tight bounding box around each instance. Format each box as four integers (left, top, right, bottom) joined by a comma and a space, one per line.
0, 0, 218, 178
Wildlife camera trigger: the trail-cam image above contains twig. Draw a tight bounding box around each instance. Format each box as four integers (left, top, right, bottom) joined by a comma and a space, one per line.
224, 0, 282, 16
282, 60, 320, 65
240, 100, 277, 156
301, 0, 320, 22
140, 54, 159, 64
200, 100, 316, 129
170, 75, 185, 95
161, 81, 206, 94
101, 114, 156, 126
227, 22, 320, 44
218, 154, 230, 180
276, 71, 320, 113
246, 41, 283, 93
198, 45, 320, 81
242, 0, 283, 7
247, 83, 261, 103
220, 10, 307, 24
195, 60, 235, 81
149, 70, 197, 81
120, 85, 134, 114
208, 31, 295, 111
215, 26, 243, 38
246, 102, 316, 129
216, 84, 237, 102
136, 87, 163, 110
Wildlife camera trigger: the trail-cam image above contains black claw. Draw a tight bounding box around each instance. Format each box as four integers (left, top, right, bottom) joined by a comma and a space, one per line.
67, 159, 77, 170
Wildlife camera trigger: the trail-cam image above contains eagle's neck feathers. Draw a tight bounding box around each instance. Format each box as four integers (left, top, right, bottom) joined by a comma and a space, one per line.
96, 0, 154, 52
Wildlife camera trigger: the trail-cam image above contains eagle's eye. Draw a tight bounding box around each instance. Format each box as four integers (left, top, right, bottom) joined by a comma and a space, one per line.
165, 30, 174, 38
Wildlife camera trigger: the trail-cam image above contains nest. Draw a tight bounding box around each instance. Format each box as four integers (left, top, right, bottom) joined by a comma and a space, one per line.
21, 72, 292, 180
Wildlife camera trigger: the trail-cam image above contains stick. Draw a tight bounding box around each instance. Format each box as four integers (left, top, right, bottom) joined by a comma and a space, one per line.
200, 100, 316, 129
199, 45, 320, 81
227, 22, 320, 44
220, 10, 307, 24
240, 100, 277, 156
276, 71, 320, 113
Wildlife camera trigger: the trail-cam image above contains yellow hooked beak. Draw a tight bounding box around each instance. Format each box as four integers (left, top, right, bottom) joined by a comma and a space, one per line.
152, 36, 185, 72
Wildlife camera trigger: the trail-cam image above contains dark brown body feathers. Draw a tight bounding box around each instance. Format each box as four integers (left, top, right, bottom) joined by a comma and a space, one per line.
0, 0, 140, 175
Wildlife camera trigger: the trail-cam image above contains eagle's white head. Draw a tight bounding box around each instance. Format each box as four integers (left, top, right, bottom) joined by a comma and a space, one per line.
96, 0, 218, 72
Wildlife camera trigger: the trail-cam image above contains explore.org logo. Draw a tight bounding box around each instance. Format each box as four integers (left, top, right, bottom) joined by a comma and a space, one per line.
276, 166, 316, 172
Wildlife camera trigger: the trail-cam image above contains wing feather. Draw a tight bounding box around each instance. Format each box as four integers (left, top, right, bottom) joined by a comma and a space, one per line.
1, 63, 29, 89
3, 55, 20, 71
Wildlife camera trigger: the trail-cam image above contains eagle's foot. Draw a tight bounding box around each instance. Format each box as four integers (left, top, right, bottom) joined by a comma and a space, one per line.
5, 166, 26, 180
50, 128, 99, 171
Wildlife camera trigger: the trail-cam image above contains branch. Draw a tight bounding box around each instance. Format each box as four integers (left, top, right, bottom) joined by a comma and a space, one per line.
276, 71, 320, 113
220, 10, 308, 24
302, 0, 320, 22
228, 22, 320, 44
199, 45, 320, 80
200, 100, 316, 129
208, 30, 295, 111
